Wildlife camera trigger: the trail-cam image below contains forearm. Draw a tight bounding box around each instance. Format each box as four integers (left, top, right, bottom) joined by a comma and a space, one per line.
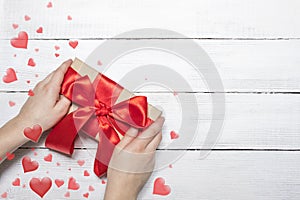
0, 115, 30, 163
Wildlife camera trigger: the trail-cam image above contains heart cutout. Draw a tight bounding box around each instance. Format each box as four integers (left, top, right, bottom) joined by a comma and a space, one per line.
54, 179, 64, 188
68, 177, 80, 190
10, 31, 28, 49
12, 178, 20, 186
22, 156, 39, 173
170, 131, 179, 139
3, 68, 17, 83
29, 177, 52, 198
44, 153, 52, 162
23, 124, 42, 142
153, 177, 171, 196
27, 58, 36, 67
69, 40, 78, 49
36, 27, 43, 34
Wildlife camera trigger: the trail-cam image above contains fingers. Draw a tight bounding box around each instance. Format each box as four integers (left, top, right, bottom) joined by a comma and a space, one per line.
145, 131, 162, 151
50, 59, 73, 86
54, 95, 71, 115
116, 127, 139, 149
128, 117, 165, 151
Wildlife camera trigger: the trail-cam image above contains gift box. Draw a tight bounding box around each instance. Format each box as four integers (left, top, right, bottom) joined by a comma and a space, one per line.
45, 58, 162, 177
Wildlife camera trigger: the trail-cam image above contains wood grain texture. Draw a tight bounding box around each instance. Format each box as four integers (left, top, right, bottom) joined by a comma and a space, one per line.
1, 39, 300, 92
1, 93, 299, 150
1, 149, 300, 200
1, 0, 300, 39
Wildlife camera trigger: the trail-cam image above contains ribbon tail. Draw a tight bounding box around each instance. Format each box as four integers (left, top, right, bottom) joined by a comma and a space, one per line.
45, 112, 78, 155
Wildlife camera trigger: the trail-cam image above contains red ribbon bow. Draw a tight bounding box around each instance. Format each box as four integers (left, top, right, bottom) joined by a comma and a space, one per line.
45, 67, 151, 177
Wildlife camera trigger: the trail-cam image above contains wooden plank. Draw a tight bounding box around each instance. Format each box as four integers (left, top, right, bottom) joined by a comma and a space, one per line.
1, 93, 300, 149
1, 39, 300, 92
1, 149, 300, 199
2, 0, 300, 39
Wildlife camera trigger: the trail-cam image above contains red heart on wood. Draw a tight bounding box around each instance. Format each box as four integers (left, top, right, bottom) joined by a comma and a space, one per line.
23, 124, 42, 142
3, 68, 17, 83
84, 170, 90, 176
29, 177, 52, 198
10, 31, 28, 49
47, 2, 52, 8
24, 15, 31, 21
88, 185, 94, 191
83, 192, 89, 198
64, 191, 70, 197
170, 131, 179, 139
12, 23, 19, 29
22, 156, 39, 173
9, 101, 16, 107
68, 177, 80, 190
67, 15, 72, 20
55, 53, 60, 57
77, 159, 85, 166
27, 58, 36, 67
54, 179, 64, 188
12, 178, 20, 186
153, 177, 171, 196
1, 192, 7, 198
54, 45, 60, 50
44, 153, 52, 162
69, 40, 78, 49
36, 27, 43, 34
28, 89, 35, 96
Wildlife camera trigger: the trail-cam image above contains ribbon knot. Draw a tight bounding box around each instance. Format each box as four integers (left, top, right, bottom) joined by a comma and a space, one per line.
94, 100, 110, 116
45, 67, 152, 178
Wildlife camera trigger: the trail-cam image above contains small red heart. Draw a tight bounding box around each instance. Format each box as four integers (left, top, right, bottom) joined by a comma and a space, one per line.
54, 53, 60, 57
54, 179, 64, 188
6, 152, 15, 160
97, 60, 102, 66
88, 185, 94, 192
168, 164, 173, 168
170, 131, 179, 139
83, 170, 90, 176
12, 178, 20, 186
9, 101, 16, 107
68, 177, 80, 190
28, 89, 35, 96
10, 31, 28, 49
1, 192, 7, 198
46, 2, 52, 8
22, 156, 39, 173
34, 48, 39, 52
23, 124, 42, 142
44, 153, 52, 162
28, 58, 36, 67
36, 27, 43, 34
101, 179, 106, 184
83, 192, 89, 198
12, 23, 19, 29
153, 177, 171, 196
54, 45, 60, 50
77, 160, 85, 166
69, 40, 78, 49
3, 68, 18, 83
24, 15, 31, 21
56, 162, 61, 166
26, 80, 31, 84
67, 15, 72, 20
29, 177, 52, 198
64, 191, 70, 197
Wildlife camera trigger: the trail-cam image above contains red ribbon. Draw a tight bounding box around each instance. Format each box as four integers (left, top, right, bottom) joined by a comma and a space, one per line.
45, 67, 151, 177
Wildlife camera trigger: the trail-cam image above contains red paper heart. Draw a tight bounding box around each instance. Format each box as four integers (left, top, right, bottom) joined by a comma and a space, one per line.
54, 179, 64, 188
23, 124, 42, 142
36, 27, 43, 34
97, 60, 102, 66
10, 31, 28, 49
3, 68, 17, 83
101, 179, 106, 184
83, 192, 89, 198
28, 89, 35, 96
68, 177, 80, 190
47, 2, 52, 8
12, 23, 19, 29
88, 185, 94, 191
170, 131, 179, 139
69, 40, 78, 49
9, 101, 16, 107
29, 177, 52, 198
12, 178, 20, 186
6, 152, 15, 160
28, 58, 36, 67
64, 191, 70, 197
22, 156, 39, 173
1, 192, 7, 198
54, 45, 60, 50
44, 153, 52, 162
67, 15, 72, 20
55, 53, 60, 57
83, 170, 90, 176
153, 177, 171, 196
24, 15, 31, 21
77, 160, 85, 166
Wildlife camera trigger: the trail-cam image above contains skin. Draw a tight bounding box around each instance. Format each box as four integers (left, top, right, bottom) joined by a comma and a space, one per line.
0, 59, 164, 200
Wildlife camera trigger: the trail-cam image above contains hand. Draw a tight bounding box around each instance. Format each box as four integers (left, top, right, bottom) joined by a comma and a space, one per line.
104, 117, 165, 200
17, 59, 72, 132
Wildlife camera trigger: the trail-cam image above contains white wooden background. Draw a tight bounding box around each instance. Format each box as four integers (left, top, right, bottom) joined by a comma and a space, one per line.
1, 0, 300, 199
